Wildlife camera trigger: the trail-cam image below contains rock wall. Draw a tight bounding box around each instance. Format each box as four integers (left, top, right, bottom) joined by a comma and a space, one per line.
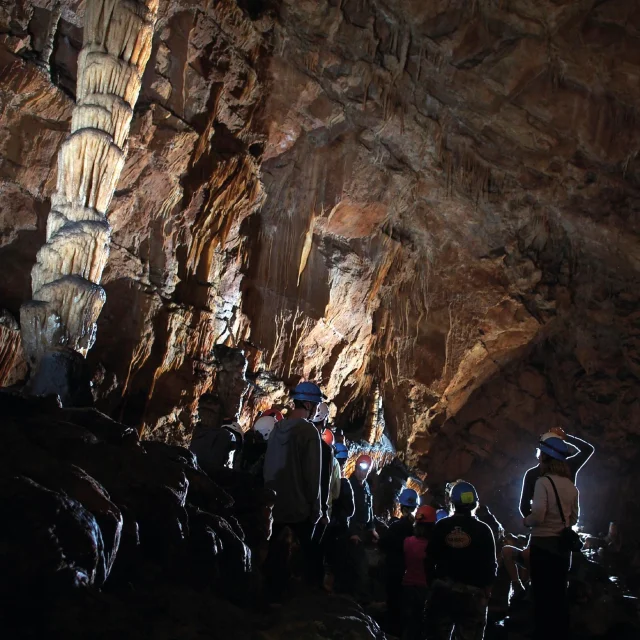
1, 1, 640, 534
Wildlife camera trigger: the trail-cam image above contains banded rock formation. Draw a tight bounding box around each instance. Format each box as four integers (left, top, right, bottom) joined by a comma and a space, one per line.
20, 0, 158, 375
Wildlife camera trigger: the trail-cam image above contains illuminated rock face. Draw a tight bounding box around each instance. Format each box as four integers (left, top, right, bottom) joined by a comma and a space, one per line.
1, 2, 640, 530
19, 0, 158, 377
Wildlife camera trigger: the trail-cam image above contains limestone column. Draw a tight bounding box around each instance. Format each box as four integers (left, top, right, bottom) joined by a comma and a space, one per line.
20, 0, 158, 380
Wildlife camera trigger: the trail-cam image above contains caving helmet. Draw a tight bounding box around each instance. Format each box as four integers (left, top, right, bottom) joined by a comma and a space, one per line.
291, 381, 325, 403
334, 443, 349, 460
538, 435, 569, 461
254, 415, 278, 440
398, 488, 420, 509
312, 402, 330, 423
262, 408, 284, 422
416, 505, 438, 523
436, 508, 448, 522
222, 421, 243, 450
450, 481, 479, 510
322, 429, 335, 446
356, 454, 373, 471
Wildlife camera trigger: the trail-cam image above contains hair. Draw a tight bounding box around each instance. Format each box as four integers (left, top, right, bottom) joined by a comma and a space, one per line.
293, 399, 319, 416
415, 522, 434, 539
539, 457, 571, 479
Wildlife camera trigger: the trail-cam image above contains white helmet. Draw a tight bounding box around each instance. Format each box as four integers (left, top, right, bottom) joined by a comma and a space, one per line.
312, 402, 330, 423
254, 415, 277, 440
222, 421, 243, 437
222, 422, 243, 446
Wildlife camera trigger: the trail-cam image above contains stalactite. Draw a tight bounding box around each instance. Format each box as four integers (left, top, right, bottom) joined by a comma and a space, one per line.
38, 3, 62, 72
21, 0, 158, 375
365, 383, 382, 444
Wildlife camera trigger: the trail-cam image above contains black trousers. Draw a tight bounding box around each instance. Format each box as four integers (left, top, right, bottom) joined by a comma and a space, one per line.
402, 585, 428, 640
346, 535, 370, 601
385, 569, 405, 634
530, 542, 571, 640
263, 520, 316, 601
308, 519, 328, 587
424, 579, 488, 640
325, 524, 350, 592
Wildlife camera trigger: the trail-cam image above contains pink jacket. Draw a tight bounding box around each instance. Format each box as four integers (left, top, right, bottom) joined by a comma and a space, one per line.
403, 536, 429, 587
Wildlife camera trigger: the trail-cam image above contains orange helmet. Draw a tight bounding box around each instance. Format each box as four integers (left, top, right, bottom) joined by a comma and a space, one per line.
355, 454, 373, 470
322, 429, 335, 446
262, 408, 283, 422
416, 505, 437, 523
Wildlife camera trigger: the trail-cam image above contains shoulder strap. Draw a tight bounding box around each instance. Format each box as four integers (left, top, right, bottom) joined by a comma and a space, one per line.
545, 476, 567, 527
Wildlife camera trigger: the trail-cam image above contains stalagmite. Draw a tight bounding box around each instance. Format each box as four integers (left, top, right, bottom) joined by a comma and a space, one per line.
20, 0, 158, 391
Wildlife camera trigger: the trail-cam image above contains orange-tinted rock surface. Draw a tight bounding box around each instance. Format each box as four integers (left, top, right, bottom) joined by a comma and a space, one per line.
1, 0, 640, 532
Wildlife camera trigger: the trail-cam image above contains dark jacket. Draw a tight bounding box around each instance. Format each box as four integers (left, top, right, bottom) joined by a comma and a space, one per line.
380, 516, 414, 583
425, 513, 497, 589
320, 440, 333, 519
190, 426, 235, 474
263, 417, 322, 524
239, 430, 268, 480
330, 478, 355, 531
349, 476, 374, 533
519, 434, 594, 517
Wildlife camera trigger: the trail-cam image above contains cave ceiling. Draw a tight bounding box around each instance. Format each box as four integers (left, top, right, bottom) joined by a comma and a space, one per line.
1, 0, 640, 530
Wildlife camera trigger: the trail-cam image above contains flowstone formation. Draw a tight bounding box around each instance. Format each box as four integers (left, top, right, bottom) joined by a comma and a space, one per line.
0, 0, 639, 535
19, 0, 158, 395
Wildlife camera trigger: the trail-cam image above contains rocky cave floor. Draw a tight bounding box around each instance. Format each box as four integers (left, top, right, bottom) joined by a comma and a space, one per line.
1, 391, 639, 640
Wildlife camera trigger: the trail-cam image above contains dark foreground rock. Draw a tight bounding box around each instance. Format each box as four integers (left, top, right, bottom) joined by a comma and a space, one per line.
0, 393, 261, 606
0, 392, 384, 639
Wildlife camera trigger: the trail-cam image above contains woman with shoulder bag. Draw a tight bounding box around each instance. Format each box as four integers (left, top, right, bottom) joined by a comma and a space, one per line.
523, 436, 580, 640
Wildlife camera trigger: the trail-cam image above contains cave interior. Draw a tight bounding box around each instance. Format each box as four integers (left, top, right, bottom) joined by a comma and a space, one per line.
1, 0, 640, 638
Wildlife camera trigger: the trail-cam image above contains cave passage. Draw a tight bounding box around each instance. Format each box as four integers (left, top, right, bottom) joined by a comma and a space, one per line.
1, 0, 640, 638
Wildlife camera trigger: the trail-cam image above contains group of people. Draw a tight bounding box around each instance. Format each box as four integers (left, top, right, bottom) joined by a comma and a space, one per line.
189, 380, 594, 640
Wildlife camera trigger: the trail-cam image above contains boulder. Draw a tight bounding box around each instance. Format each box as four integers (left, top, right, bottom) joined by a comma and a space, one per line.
0, 475, 104, 595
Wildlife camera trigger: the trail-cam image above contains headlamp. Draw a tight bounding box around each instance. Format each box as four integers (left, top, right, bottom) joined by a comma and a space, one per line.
358, 462, 369, 470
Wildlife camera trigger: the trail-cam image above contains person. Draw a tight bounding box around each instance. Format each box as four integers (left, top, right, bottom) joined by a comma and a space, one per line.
523, 436, 579, 640
402, 505, 437, 640
240, 409, 283, 477
348, 453, 378, 600
309, 402, 336, 586
325, 440, 355, 593
312, 402, 335, 530
189, 419, 243, 474
323, 429, 342, 519
520, 427, 592, 515
262, 382, 325, 599
424, 481, 497, 640
380, 487, 420, 635
503, 428, 593, 598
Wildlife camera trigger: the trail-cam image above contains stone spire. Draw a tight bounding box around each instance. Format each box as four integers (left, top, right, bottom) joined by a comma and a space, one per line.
20, 0, 158, 390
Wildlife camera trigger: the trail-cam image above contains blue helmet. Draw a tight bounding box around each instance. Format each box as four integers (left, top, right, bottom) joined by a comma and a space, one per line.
334, 443, 349, 460
436, 509, 448, 522
450, 481, 479, 509
539, 436, 569, 461
399, 488, 419, 509
291, 381, 325, 403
